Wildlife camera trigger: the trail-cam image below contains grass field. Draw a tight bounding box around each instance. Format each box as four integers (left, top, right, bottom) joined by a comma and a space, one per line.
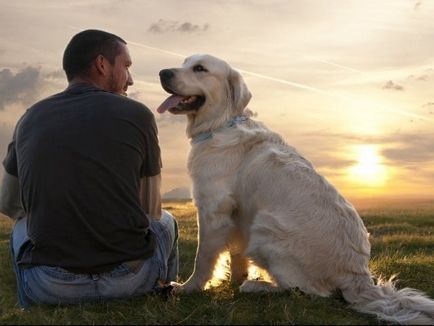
0, 200, 433, 325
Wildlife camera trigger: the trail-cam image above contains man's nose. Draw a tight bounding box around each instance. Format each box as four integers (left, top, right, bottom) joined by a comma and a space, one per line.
127, 71, 134, 86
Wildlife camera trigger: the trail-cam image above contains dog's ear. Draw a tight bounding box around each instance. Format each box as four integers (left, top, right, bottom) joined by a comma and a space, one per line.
229, 68, 252, 114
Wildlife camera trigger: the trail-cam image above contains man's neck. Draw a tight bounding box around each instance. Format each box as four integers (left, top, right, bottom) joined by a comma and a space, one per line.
68, 76, 104, 90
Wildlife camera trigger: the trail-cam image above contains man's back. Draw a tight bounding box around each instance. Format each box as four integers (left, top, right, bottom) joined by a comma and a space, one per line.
8, 83, 161, 273
3, 29, 178, 309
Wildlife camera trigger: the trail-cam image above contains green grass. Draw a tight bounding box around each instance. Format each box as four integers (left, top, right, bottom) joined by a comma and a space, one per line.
0, 201, 433, 325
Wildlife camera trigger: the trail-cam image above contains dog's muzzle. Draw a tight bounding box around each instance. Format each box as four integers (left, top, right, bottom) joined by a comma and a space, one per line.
157, 68, 205, 114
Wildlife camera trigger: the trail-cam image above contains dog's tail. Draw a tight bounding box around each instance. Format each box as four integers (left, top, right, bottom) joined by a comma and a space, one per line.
340, 274, 434, 325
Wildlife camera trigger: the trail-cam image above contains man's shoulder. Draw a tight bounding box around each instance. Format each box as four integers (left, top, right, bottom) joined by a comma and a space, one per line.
29, 90, 66, 108
21, 89, 156, 127
100, 93, 154, 118
20, 91, 66, 119
113, 93, 151, 111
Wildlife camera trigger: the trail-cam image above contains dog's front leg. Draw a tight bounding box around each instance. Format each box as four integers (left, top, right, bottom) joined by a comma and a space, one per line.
172, 208, 235, 293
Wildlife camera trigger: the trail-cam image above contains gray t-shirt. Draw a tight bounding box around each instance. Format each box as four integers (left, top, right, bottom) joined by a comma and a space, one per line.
3, 83, 161, 273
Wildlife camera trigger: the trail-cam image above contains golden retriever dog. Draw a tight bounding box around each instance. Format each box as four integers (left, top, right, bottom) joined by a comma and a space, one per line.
157, 54, 434, 324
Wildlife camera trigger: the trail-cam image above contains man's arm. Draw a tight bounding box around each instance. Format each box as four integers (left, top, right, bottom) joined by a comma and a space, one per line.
140, 173, 162, 220
0, 168, 25, 219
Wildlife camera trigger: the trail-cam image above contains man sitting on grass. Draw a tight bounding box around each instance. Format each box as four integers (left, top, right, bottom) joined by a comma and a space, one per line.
0, 29, 178, 309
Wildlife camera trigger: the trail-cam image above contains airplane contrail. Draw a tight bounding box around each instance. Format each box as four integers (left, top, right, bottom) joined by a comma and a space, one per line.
129, 40, 362, 76
300, 54, 365, 74
128, 40, 431, 122
128, 40, 351, 101
236, 68, 351, 101
235, 69, 430, 122
128, 41, 186, 58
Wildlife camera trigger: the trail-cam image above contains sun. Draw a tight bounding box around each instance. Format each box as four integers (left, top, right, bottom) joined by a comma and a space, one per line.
347, 145, 389, 187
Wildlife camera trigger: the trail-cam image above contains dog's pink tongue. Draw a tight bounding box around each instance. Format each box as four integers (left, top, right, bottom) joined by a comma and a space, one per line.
157, 95, 184, 113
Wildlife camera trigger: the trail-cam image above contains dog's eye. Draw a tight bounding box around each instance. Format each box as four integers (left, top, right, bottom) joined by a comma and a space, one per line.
193, 65, 208, 73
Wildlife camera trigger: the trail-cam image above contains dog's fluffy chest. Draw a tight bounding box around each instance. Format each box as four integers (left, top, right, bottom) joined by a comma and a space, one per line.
186, 122, 308, 211
187, 141, 245, 181
187, 121, 300, 177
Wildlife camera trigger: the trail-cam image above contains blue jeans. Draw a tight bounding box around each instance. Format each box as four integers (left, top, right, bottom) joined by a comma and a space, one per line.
10, 210, 178, 309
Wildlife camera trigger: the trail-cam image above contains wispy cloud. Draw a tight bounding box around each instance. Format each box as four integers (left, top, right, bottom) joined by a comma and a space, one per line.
148, 19, 209, 34
382, 80, 404, 91
0, 66, 40, 110
422, 102, 434, 107
408, 74, 429, 81
408, 71, 432, 81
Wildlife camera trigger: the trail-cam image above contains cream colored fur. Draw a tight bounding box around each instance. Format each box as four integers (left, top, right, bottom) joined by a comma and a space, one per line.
160, 54, 434, 325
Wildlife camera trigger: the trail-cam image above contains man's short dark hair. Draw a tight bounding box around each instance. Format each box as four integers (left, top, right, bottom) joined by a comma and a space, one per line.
63, 29, 127, 82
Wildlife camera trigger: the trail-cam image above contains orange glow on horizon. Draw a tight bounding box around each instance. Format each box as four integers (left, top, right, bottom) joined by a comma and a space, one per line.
347, 145, 389, 188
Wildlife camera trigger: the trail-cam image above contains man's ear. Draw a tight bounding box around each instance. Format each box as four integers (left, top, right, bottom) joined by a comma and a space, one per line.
95, 55, 107, 76
228, 68, 252, 114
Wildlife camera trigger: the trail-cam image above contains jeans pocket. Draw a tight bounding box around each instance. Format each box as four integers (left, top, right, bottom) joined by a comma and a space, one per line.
37, 265, 86, 281
23, 266, 97, 305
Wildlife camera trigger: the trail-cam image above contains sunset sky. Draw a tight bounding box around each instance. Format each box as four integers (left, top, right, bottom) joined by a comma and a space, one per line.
1, 0, 433, 206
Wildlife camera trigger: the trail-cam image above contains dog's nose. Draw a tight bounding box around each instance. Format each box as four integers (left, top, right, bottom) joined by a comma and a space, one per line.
159, 69, 174, 82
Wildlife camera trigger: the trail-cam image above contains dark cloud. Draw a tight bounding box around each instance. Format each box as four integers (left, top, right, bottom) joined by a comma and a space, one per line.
0, 66, 41, 110
290, 131, 367, 170
382, 80, 404, 91
148, 19, 209, 34
381, 133, 434, 163
44, 69, 65, 80
297, 130, 434, 168
178, 22, 209, 33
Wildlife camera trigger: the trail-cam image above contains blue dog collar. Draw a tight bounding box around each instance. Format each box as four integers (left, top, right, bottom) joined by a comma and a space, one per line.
191, 115, 249, 144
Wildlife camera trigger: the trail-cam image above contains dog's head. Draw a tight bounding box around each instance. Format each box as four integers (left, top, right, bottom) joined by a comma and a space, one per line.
158, 55, 251, 134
